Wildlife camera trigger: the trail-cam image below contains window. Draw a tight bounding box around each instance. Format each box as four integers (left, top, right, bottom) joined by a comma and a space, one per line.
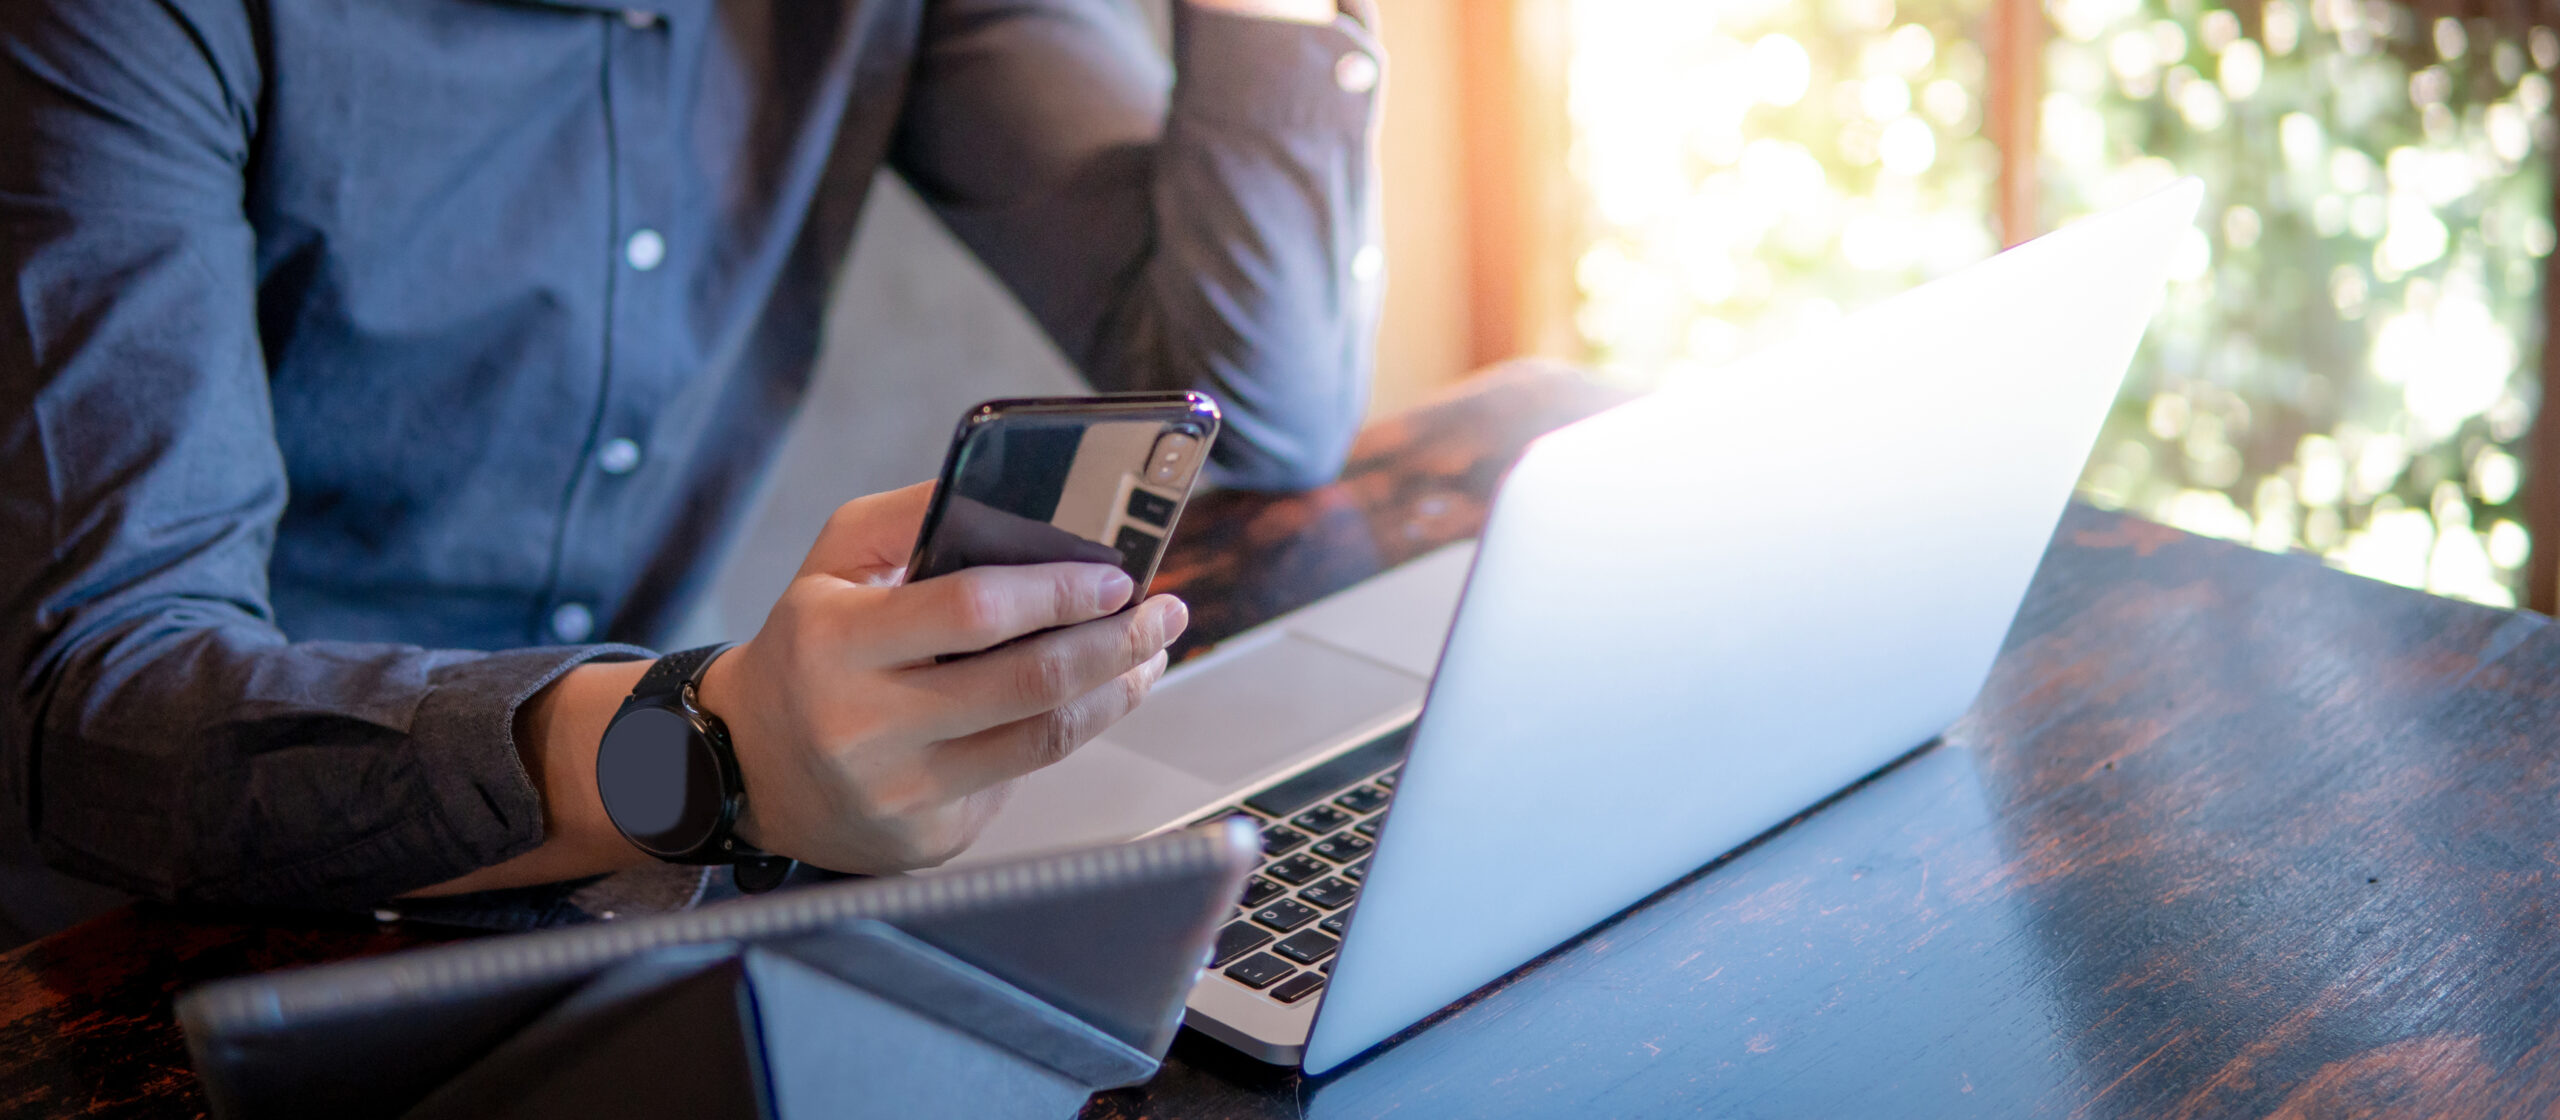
1571, 0, 1999, 382
1555, 0, 2553, 606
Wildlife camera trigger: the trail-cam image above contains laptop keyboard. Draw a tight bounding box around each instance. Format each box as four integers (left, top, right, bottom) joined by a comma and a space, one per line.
1203, 723, 1413, 1007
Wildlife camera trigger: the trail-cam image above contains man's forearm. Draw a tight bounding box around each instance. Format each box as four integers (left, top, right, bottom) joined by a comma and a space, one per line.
407, 659, 653, 897
425, 485, 1190, 893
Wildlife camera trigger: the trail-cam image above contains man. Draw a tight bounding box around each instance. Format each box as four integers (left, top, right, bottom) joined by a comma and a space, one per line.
0, 0, 1382, 947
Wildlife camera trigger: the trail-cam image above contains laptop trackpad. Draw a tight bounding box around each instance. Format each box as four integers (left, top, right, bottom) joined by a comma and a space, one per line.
1102, 633, 1427, 787
947, 738, 1224, 866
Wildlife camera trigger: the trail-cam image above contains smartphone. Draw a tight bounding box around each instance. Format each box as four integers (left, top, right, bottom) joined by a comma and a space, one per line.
905, 393, 1222, 604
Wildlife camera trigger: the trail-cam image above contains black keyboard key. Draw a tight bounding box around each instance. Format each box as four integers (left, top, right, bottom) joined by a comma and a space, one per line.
1291, 805, 1353, 834
1252, 898, 1321, 932
1243, 725, 1416, 816
1309, 833, 1373, 863
1374, 770, 1398, 788
1298, 876, 1360, 909
1344, 857, 1371, 881
1320, 913, 1348, 937
1125, 487, 1177, 528
1224, 952, 1295, 990
1335, 785, 1391, 814
1266, 853, 1330, 886
1239, 876, 1285, 909
1271, 971, 1326, 1003
1355, 817, 1381, 838
1260, 825, 1309, 856
1274, 929, 1341, 965
1212, 921, 1275, 967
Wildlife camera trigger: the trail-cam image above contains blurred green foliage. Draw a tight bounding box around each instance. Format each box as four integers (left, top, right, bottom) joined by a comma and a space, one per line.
1566, 0, 2553, 606
2049, 0, 2549, 604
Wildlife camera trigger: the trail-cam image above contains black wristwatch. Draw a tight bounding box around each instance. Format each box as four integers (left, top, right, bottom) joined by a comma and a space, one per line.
594, 642, 797, 893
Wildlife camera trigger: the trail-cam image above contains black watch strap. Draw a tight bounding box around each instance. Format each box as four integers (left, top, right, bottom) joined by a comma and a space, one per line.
634, 641, 733, 701
636, 642, 796, 893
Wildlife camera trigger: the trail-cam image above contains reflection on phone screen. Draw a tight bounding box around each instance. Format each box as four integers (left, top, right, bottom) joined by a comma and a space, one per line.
916, 418, 1208, 585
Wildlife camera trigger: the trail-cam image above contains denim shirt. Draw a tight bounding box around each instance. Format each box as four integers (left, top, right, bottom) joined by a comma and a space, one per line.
0, 0, 1381, 944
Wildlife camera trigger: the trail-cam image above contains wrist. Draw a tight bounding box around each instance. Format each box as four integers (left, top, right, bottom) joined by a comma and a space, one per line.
524, 658, 657, 868
407, 656, 653, 897
691, 643, 766, 850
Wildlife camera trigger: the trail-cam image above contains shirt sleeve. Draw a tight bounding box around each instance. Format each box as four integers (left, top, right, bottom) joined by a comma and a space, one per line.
891, 0, 1385, 490
0, 0, 643, 909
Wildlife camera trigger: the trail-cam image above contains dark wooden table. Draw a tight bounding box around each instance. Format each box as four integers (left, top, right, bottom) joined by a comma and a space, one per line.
8, 363, 2560, 1118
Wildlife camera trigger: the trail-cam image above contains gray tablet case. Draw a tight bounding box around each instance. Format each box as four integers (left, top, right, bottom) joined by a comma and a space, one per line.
176, 819, 1258, 1120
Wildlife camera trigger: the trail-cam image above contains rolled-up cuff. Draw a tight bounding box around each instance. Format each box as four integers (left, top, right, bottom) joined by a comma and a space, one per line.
403, 643, 653, 881
214, 642, 653, 905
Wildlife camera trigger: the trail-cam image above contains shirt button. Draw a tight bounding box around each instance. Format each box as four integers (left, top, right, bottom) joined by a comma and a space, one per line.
1353, 243, 1385, 284
624, 229, 666, 272
621, 9, 659, 28
596, 437, 643, 475
1334, 52, 1380, 95
550, 602, 596, 643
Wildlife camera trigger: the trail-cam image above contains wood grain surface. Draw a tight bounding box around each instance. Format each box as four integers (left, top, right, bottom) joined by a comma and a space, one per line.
9, 363, 2558, 1118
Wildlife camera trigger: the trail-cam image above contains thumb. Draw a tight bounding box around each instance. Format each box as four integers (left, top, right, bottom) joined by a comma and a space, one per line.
799, 481, 937, 582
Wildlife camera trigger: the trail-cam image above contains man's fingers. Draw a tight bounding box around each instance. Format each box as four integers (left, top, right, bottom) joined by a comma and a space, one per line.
928, 496, 1128, 568
903, 593, 1185, 732
798, 481, 937, 581
857, 562, 1143, 665
924, 650, 1170, 797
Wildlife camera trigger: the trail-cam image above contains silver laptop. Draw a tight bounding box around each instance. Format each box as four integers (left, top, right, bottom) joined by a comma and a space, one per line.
947, 181, 2203, 1072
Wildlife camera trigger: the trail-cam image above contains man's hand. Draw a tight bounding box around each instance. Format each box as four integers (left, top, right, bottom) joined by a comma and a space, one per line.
1187, 0, 1337, 25
415, 481, 1183, 896
697, 482, 1185, 871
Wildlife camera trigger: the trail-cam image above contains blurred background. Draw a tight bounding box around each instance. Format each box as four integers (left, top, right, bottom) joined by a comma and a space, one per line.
678, 0, 2560, 644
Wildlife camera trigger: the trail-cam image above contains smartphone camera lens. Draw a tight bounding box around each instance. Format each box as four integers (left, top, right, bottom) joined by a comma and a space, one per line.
1145, 432, 1200, 485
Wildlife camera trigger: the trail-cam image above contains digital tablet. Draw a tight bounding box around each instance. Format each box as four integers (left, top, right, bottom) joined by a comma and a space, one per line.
179, 820, 1256, 1119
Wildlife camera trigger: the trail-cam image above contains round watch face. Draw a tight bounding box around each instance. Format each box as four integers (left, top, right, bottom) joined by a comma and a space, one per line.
596, 705, 725, 857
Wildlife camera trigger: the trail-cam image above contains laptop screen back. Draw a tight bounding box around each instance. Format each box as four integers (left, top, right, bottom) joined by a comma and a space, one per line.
1303, 182, 2204, 1074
